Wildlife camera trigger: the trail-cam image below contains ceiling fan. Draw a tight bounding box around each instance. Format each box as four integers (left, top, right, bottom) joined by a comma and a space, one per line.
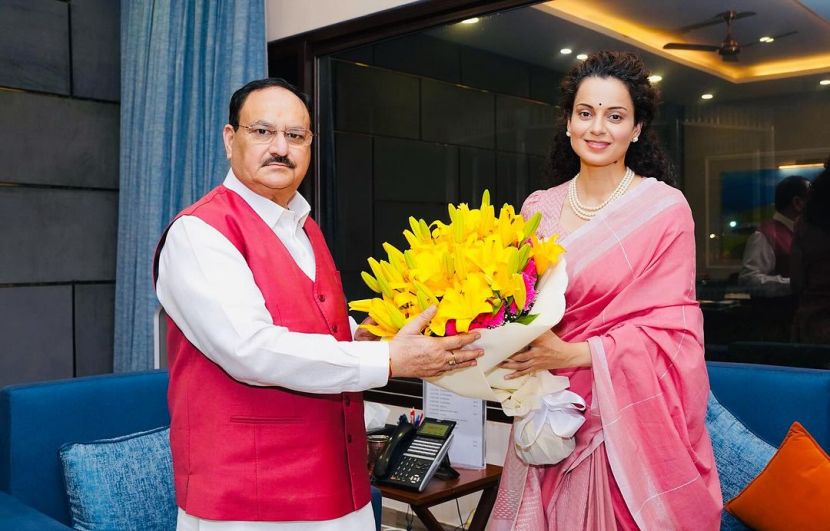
663, 10, 797, 62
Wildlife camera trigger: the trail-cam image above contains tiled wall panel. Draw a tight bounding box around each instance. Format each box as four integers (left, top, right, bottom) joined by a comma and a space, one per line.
0, 0, 70, 94
70, 0, 121, 101
0, 92, 119, 188
0, 286, 73, 388
0, 188, 118, 284
74, 283, 115, 376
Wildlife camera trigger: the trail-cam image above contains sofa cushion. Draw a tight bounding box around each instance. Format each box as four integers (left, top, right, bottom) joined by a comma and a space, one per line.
706, 391, 775, 531
725, 422, 830, 531
59, 427, 175, 531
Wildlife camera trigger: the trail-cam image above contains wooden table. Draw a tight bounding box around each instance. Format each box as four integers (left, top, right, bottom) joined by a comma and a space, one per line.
376, 464, 502, 531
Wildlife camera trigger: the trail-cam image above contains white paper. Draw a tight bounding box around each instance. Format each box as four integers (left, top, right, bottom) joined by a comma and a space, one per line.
423, 382, 486, 469
425, 258, 569, 400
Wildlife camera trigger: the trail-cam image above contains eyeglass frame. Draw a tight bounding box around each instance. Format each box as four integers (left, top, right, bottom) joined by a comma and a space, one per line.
237, 123, 314, 147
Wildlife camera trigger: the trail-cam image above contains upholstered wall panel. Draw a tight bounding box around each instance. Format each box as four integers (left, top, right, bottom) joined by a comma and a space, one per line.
335, 61, 419, 138
421, 78, 495, 149
0, 92, 119, 188
73, 284, 115, 377
0, 188, 117, 284
0, 286, 73, 388
0, 0, 70, 94
70, 0, 121, 101
496, 95, 556, 156
373, 137, 459, 203
459, 147, 496, 205
496, 152, 529, 210
375, 34, 460, 84
374, 201, 448, 256
530, 67, 561, 105
334, 132, 374, 272
460, 47, 530, 98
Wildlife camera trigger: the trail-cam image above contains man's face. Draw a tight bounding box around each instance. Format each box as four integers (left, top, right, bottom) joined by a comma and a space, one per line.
222, 87, 311, 206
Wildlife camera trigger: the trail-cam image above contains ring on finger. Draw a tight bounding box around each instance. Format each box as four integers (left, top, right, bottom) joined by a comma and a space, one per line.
448, 352, 457, 366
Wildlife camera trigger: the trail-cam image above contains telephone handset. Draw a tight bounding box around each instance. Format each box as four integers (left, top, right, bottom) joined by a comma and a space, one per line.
373, 418, 456, 491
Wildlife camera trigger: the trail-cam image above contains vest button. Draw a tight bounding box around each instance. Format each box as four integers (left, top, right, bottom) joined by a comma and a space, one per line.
347, 434, 352, 443
318, 294, 326, 302
331, 324, 338, 333
344, 396, 350, 406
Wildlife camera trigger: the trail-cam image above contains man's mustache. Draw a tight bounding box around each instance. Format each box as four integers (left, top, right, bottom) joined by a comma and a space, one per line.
262, 155, 296, 169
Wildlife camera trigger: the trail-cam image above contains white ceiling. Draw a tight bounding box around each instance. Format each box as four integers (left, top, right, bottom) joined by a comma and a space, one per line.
426, 0, 830, 105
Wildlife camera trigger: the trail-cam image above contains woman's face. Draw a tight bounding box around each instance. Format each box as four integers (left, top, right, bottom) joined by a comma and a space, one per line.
567, 76, 642, 170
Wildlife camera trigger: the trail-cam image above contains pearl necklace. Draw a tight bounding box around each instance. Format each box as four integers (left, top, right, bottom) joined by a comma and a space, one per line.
568, 167, 635, 221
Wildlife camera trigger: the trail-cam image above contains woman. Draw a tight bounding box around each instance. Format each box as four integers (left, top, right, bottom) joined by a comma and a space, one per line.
791, 158, 830, 343
491, 51, 722, 530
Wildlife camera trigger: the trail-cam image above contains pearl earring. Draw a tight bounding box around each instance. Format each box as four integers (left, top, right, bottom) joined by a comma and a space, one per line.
632, 136, 639, 143
566, 131, 571, 137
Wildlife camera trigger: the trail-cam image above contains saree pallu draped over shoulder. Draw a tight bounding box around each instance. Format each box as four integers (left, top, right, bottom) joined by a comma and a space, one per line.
489, 178, 722, 531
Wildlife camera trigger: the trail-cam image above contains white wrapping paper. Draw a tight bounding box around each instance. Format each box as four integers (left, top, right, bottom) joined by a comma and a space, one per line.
426, 258, 569, 401
425, 258, 586, 465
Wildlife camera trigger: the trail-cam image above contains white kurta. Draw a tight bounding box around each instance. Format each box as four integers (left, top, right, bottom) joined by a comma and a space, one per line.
739, 211, 794, 297
157, 170, 387, 531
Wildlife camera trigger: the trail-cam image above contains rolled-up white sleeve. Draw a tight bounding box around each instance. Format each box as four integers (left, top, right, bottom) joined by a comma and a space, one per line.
739, 231, 791, 296
156, 215, 389, 394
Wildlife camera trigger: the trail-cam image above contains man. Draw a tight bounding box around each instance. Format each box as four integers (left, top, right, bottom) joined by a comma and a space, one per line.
154, 78, 482, 530
739, 175, 810, 297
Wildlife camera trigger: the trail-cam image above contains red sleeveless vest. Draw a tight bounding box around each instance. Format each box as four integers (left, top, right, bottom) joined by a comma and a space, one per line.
758, 218, 794, 277
153, 186, 370, 521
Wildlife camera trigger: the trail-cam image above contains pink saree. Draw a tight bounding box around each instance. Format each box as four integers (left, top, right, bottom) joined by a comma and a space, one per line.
489, 178, 722, 530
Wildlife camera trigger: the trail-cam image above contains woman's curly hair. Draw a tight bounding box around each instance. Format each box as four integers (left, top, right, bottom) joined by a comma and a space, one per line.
544, 51, 677, 187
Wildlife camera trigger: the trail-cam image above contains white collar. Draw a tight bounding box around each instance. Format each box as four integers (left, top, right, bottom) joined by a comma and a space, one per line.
222, 170, 311, 230
772, 211, 795, 231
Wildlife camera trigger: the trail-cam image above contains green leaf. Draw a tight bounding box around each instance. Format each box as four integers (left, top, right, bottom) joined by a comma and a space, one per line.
522, 212, 541, 240
513, 313, 539, 325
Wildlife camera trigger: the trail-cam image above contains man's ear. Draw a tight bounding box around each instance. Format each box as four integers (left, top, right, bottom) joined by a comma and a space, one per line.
222, 125, 235, 160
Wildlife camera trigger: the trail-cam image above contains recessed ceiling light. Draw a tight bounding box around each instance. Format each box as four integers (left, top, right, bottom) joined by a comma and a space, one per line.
560, 48, 573, 55
820, 79, 830, 86
759, 36, 774, 43
460, 17, 479, 24
701, 93, 714, 100
576, 53, 588, 60
648, 75, 663, 83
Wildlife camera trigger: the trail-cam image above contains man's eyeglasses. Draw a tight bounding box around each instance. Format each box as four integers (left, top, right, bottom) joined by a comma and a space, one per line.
238, 125, 313, 146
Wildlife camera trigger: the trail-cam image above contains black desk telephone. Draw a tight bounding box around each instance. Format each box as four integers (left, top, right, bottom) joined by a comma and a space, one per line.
373, 417, 458, 491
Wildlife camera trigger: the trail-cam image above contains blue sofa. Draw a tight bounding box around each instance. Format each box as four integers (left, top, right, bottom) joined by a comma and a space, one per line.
707, 361, 830, 450
2, 363, 829, 530
0, 371, 382, 530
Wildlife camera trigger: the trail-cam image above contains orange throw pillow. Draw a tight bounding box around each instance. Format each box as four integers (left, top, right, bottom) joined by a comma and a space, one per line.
725, 422, 830, 531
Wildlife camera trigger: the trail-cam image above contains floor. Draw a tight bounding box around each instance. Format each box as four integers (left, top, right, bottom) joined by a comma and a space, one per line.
380, 506, 471, 531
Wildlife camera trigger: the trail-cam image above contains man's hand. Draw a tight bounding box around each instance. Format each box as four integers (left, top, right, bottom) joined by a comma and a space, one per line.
354, 317, 381, 341
388, 307, 483, 378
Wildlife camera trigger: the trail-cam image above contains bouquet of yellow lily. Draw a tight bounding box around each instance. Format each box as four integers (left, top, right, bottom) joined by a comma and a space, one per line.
348, 190, 565, 340
351, 192, 583, 465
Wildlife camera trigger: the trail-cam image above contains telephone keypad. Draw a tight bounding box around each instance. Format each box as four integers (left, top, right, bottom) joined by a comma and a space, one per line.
392, 435, 445, 487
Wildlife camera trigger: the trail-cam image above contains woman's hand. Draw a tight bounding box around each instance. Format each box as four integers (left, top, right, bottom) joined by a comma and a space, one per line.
501, 330, 591, 379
